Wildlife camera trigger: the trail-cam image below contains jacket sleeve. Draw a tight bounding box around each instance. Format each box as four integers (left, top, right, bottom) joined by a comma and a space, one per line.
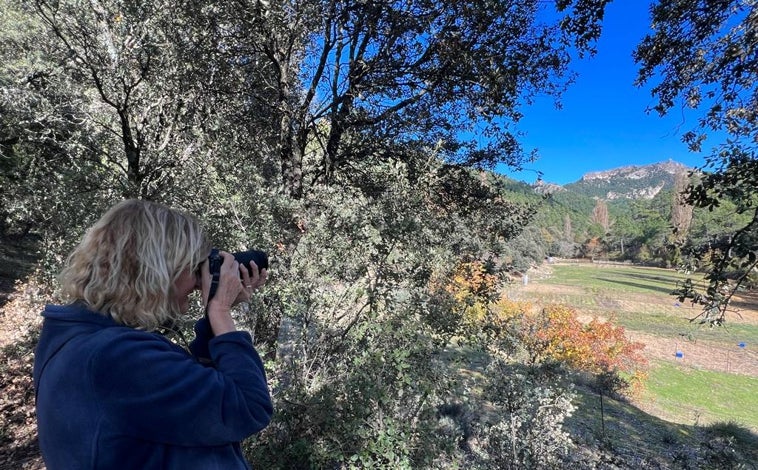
188, 316, 214, 363
91, 329, 273, 446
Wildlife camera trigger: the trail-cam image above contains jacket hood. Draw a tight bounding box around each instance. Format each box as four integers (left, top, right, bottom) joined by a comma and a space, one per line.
34, 303, 122, 388
41, 302, 118, 323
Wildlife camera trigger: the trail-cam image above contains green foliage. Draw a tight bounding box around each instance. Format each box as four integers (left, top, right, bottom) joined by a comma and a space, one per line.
149, 0, 614, 198
478, 360, 576, 469
3, 6, 572, 468
14, 0, 751, 467
238, 156, 543, 466
633, 0, 758, 325
674, 158, 758, 325
247, 312, 453, 468
634, 0, 757, 144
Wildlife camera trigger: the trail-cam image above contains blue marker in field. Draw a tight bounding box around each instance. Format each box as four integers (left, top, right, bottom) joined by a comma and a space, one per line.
738, 342, 746, 349
675, 351, 684, 359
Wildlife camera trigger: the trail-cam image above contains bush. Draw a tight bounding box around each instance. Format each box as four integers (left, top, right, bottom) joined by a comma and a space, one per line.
698, 421, 758, 469
245, 311, 459, 468
515, 304, 648, 396
478, 359, 576, 469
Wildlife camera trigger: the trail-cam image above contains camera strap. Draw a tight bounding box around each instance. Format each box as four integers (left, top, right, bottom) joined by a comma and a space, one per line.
207, 248, 222, 305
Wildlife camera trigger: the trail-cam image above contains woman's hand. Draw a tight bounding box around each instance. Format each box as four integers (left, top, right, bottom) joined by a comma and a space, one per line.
234, 259, 268, 306
199, 251, 247, 335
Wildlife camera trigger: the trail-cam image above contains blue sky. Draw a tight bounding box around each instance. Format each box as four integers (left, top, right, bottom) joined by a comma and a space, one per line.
500, 0, 710, 185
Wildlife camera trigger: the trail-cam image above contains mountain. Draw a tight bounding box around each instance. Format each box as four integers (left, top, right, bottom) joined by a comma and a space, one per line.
502, 159, 698, 262
558, 159, 691, 201
494, 158, 747, 269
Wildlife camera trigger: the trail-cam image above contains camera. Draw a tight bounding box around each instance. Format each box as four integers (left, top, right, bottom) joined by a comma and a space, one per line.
206, 248, 268, 300
229, 249, 269, 273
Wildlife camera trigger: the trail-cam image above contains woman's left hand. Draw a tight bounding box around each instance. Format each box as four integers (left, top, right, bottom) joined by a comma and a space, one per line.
234, 261, 267, 306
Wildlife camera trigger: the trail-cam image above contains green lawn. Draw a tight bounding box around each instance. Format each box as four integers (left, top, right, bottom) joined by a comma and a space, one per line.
644, 360, 758, 430
539, 264, 701, 294
613, 310, 758, 342
521, 264, 758, 347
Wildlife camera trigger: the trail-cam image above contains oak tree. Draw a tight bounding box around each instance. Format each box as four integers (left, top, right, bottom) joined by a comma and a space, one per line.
231, 0, 613, 198
634, 0, 757, 325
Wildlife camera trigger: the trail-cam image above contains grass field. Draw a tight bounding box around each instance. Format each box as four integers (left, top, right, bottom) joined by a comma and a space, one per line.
644, 360, 758, 428
511, 262, 758, 432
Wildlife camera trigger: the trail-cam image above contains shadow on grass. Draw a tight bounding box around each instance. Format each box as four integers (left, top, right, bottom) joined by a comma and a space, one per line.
551, 266, 684, 296
598, 277, 676, 296
569, 383, 758, 469
607, 270, 758, 313
727, 291, 758, 313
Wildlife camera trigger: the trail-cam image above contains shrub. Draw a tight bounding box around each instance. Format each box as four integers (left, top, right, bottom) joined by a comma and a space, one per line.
698, 421, 758, 469
478, 359, 576, 469
245, 311, 459, 468
516, 304, 648, 396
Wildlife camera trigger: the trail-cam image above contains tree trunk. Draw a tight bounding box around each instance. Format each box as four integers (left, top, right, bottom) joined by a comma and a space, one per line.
119, 109, 142, 198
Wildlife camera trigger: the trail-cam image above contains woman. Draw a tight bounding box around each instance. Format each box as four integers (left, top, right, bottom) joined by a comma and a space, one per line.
33, 199, 273, 469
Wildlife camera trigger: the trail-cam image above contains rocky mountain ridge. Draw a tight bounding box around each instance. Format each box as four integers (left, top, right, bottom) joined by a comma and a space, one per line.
538, 159, 692, 201
581, 159, 689, 182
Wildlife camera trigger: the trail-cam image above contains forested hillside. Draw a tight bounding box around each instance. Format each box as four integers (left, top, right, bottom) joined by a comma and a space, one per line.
1, 0, 756, 468
493, 160, 754, 273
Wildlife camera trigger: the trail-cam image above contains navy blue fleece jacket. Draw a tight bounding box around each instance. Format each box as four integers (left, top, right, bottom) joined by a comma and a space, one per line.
33, 303, 273, 469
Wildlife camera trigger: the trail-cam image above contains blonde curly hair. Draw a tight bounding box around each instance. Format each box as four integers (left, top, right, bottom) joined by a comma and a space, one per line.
59, 199, 211, 330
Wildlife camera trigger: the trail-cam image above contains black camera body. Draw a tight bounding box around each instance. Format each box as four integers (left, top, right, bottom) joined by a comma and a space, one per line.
206, 248, 268, 301
229, 249, 269, 273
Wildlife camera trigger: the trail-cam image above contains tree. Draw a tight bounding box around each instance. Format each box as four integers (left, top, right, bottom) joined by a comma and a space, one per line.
563, 213, 573, 241
628, 195, 670, 263
27, 0, 249, 200
523, 304, 647, 394
670, 170, 694, 245
2, 0, 287, 253
1, 1, 620, 465
229, 0, 613, 198
0, 0, 120, 240
668, 169, 694, 267
591, 198, 611, 233
634, 0, 757, 325
4, 0, 616, 249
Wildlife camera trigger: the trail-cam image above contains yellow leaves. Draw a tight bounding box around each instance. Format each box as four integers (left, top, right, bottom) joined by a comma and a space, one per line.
430, 260, 647, 396
434, 260, 500, 326
492, 298, 531, 323
444, 260, 498, 300
428, 260, 537, 344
